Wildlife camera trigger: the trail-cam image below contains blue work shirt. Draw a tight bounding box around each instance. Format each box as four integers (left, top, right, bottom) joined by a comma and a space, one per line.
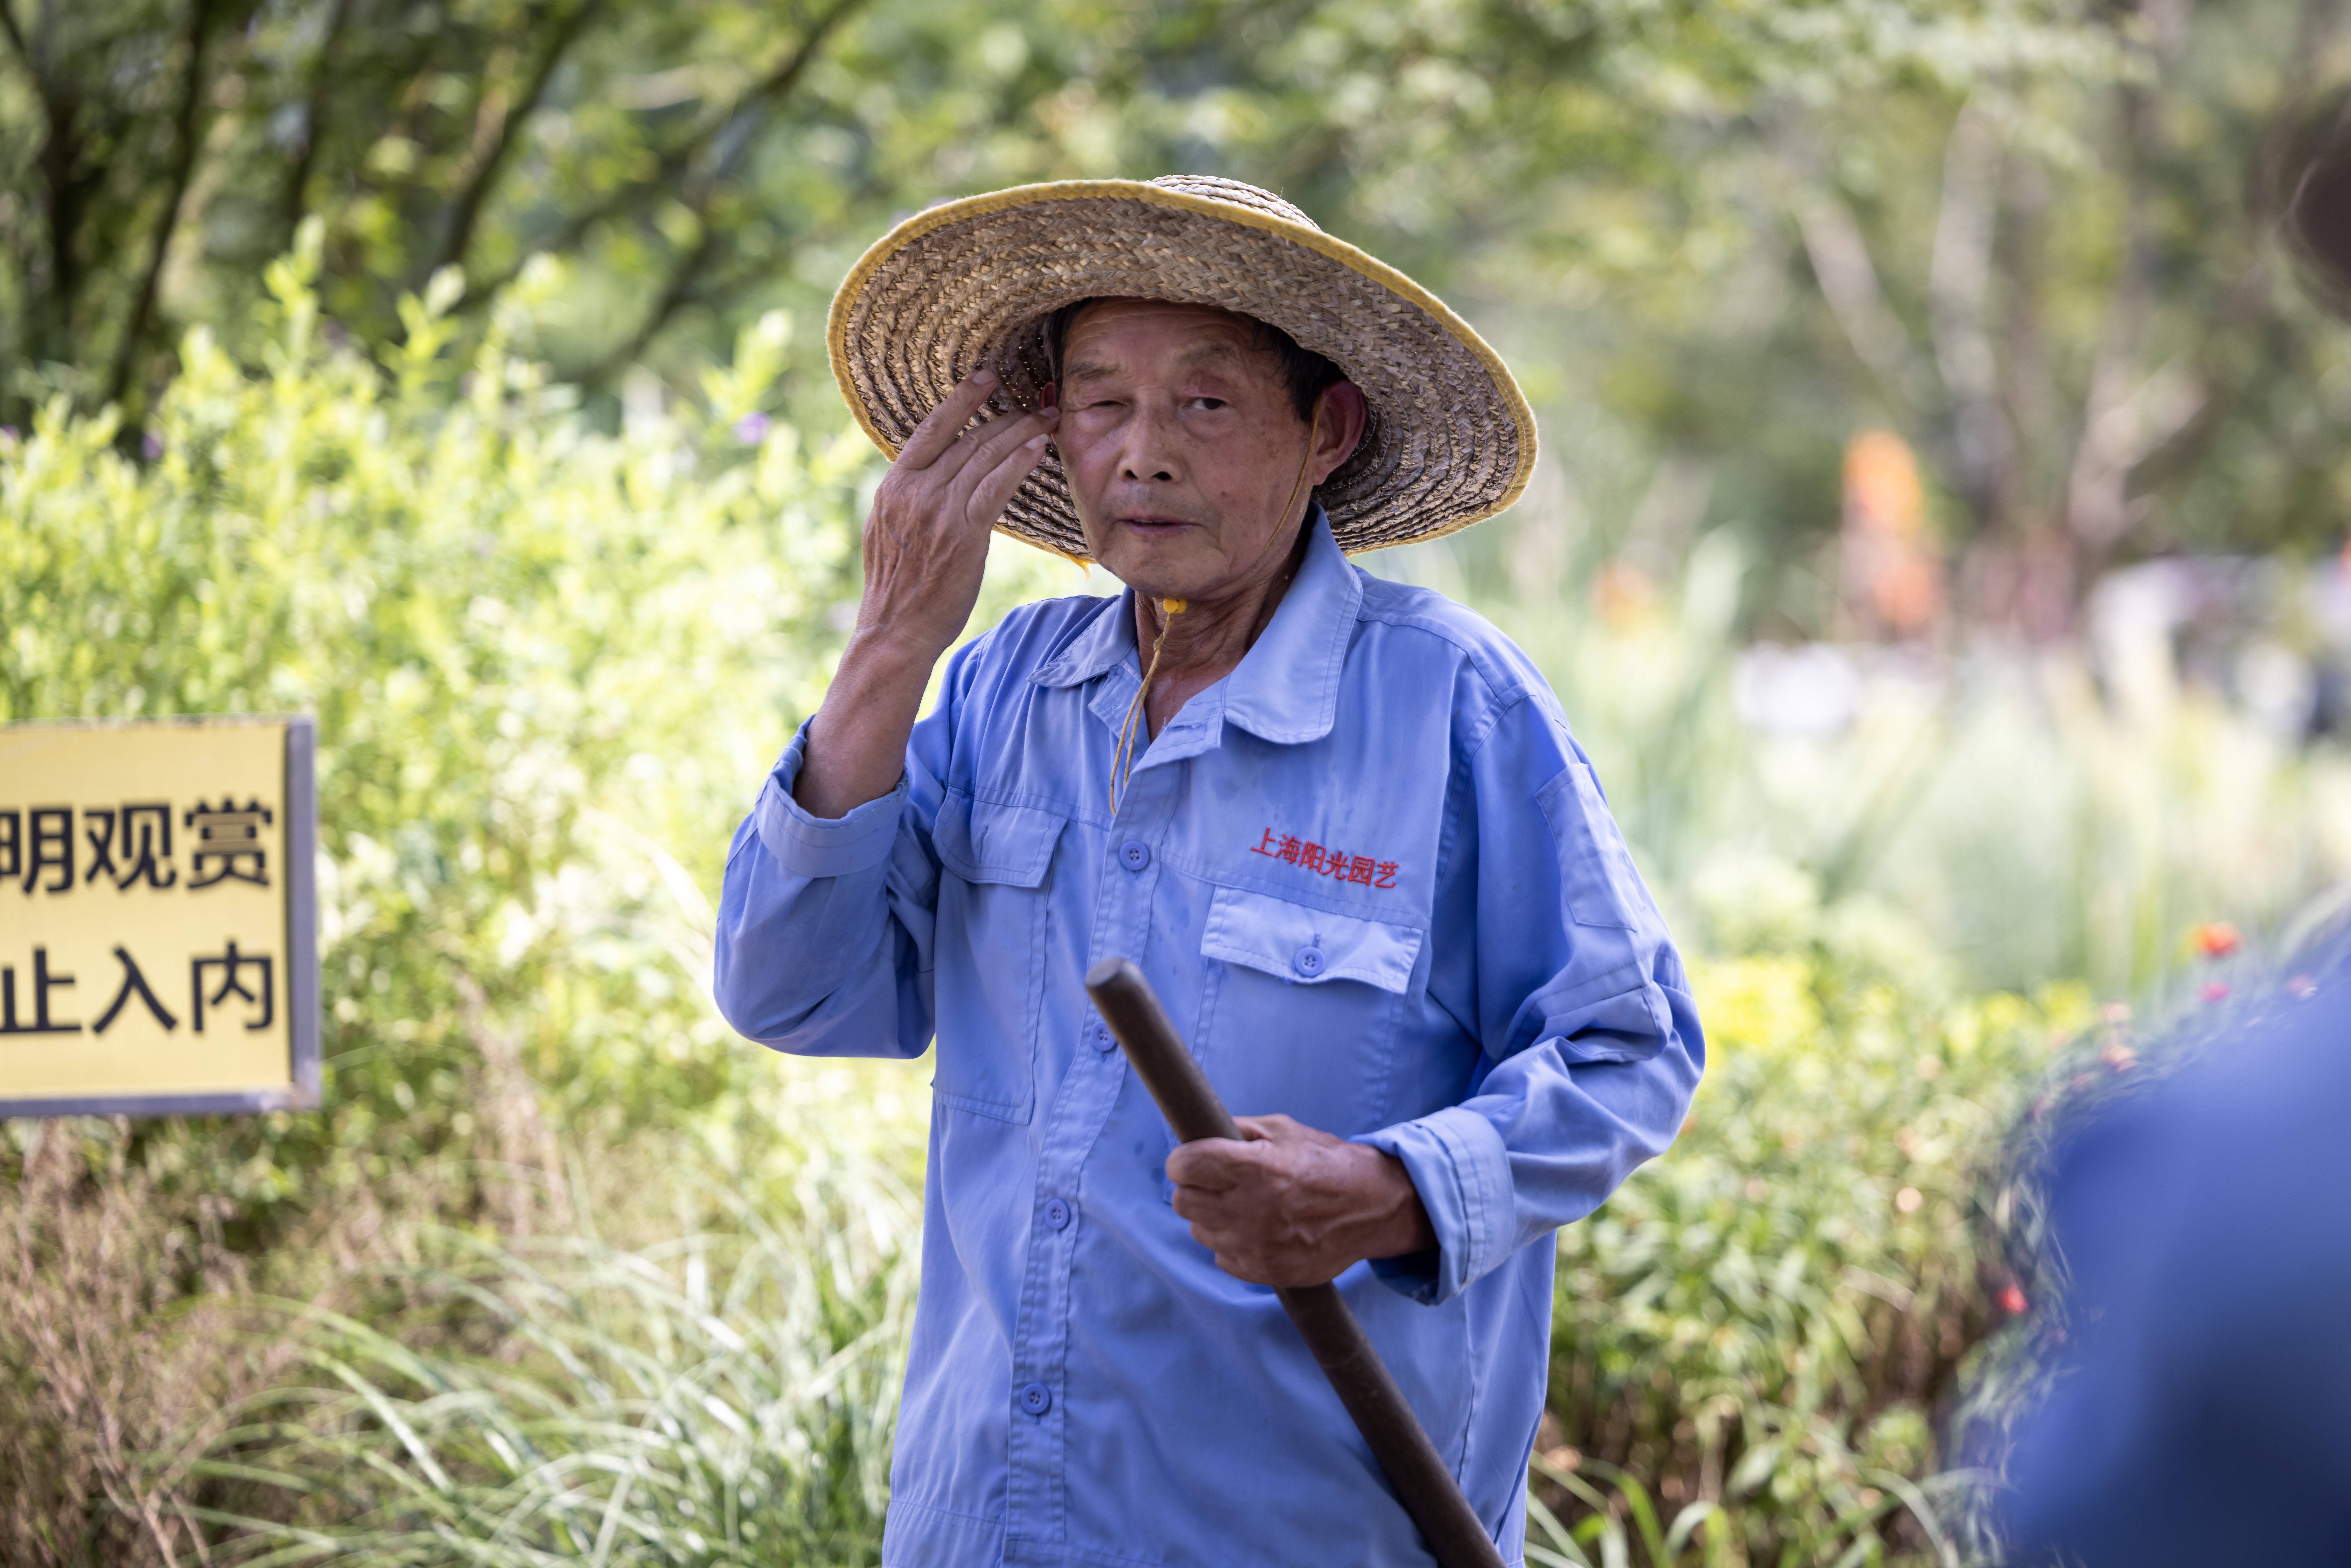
715, 510, 1703, 1568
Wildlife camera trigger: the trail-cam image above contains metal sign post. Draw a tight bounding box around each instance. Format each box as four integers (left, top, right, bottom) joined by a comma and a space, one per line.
0, 715, 319, 1117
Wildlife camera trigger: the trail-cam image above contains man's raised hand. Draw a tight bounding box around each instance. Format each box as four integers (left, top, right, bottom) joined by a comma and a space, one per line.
854, 368, 1060, 662
792, 370, 1058, 820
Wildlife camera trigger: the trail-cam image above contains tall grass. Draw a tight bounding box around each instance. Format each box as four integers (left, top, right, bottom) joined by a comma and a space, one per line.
192, 1142, 920, 1568
0, 1123, 276, 1567
1524, 1449, 1976, 1568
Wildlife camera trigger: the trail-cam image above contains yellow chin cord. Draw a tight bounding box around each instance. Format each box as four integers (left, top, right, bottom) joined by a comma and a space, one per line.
1276, 401, 1323, 550
1107, 406, 1322, 816
1110, 597, 1186, 815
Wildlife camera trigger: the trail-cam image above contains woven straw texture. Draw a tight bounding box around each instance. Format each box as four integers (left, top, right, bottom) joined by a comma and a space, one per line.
827, 176, 1538, 558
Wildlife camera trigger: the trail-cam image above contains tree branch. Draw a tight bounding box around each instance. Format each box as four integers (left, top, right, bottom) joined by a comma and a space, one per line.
1926, 100, 2009, 529
427, 0, 607, 283
2062, 35, 2178, 558
0, 0, 30, 66
104, 0, 225, 412
2, 0, 76, 367
1791, 185, 1930, 413
33, 87, 102, 366
575, 0, 858, 386
449, 0, 865, 317
2119, 0, 2347, 497
280, 0, 357, 243
1766, 120, 1933, 418
582, 224, 719, 387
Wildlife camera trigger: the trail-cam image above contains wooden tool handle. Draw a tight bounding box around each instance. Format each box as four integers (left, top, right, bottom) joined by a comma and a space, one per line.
1084, 957, 1508, 1568
1087, 954, 1241, 1144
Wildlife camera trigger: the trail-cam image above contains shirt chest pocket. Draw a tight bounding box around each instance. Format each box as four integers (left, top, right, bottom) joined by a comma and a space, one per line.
931, 792, 1065, 1124
1195, 886, 1425, 1138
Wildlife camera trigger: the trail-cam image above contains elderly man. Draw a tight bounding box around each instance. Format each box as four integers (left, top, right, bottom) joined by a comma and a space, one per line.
716, 176, 1703, 1568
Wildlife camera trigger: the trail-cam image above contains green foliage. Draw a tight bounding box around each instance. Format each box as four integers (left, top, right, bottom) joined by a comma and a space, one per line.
0, 0, 2114, 417
0, 0, 879, 409
10, 0, 2350, 610
0, 247, 1063, 1564
1373, 508, 2351, 999
10, 75, 2351, 1550
1530, 925, 2088, 1565
1369, 508, 2351, 1555
193, 1149, 918, 1567
5, 238, 893, 1225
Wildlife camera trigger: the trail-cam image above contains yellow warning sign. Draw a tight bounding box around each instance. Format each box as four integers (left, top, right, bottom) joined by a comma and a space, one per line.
0, 716, 317, 1116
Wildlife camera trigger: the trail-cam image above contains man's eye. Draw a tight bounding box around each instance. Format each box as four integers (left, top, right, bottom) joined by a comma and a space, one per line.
1193, 398, 1228, 411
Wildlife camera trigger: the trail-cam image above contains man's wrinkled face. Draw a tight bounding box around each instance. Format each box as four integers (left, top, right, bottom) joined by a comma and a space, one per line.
1050, 299, 1326, 602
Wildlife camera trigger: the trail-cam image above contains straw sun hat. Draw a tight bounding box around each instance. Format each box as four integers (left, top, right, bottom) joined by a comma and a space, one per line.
826, 175, 1538, 559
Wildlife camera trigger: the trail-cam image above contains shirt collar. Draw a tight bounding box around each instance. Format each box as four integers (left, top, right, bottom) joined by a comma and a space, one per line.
1029, 506, 1361, 748
1222, 508, 1359, 745
1032, 584, 1139, 692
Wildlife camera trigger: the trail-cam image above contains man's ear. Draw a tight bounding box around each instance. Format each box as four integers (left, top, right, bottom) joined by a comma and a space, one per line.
1039, 380, 1059, 409
1312, 383, 1369, 483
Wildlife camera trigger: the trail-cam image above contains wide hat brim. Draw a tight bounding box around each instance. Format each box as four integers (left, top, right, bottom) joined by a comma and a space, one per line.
826, 179, 1538, 559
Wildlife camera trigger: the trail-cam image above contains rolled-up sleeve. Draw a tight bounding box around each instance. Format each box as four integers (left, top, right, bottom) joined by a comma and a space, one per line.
714, 680, 957, 1059
1358, 689, 1705, 1305
748, 724, 908, 878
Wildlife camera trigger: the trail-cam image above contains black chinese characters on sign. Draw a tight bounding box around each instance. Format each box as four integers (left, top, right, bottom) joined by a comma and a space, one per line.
0, 942, 274, 1037
0, 792, 278, 1040
0, 797, 270, 895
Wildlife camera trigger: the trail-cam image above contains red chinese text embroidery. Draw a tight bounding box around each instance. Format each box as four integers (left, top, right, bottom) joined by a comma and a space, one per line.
1249, 828, 1397, 889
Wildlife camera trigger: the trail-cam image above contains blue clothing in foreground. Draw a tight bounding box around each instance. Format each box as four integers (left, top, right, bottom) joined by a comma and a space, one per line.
715, 512, 1704, 1568
2000, 951, 2351, 1566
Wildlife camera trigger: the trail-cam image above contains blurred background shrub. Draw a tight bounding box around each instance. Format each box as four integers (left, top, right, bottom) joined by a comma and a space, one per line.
7, 0, 2351, 1561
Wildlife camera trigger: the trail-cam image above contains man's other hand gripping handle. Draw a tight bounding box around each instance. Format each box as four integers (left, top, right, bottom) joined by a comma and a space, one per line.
1083, 956, 1509, 1568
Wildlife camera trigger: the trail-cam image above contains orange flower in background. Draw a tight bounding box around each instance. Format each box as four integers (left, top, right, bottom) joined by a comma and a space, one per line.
1839, 429, 1944, 639
1843, 430, 1925, 540
1998, 1283, 2029, 1315
1591, 558, 1659, 631
2191, 921, 2242, 959
1870, 554, 1940, 632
